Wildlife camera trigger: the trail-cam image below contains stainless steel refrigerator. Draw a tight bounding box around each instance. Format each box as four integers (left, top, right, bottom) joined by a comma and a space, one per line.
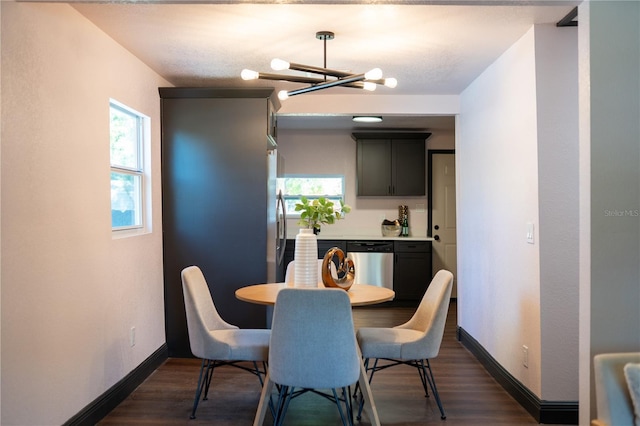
267, 149, 287, 283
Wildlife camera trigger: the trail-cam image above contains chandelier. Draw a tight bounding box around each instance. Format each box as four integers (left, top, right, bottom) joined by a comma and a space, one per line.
241, 31, 397, 101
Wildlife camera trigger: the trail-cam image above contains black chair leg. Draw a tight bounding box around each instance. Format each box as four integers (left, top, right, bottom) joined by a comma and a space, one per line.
190, 359, 214, 419
422, 359, 446, 419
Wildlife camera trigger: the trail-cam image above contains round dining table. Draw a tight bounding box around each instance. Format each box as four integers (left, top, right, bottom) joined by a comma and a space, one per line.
235, 281, 395, 306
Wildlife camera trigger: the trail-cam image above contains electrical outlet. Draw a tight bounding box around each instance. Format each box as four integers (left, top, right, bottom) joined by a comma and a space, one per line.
130, 327, 136, 347
522, 345, 529, 368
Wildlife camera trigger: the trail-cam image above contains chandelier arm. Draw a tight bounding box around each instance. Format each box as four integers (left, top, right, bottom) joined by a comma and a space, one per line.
256, 72, 328, 84
286, 73, 365, 97
287, 62, 353, 79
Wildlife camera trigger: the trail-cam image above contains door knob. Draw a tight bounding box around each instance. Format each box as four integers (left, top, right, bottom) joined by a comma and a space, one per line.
434, 235, 440, 241
434, 225, 440, 230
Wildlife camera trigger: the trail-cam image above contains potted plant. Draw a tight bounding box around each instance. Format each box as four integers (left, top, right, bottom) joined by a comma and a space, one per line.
295, 196, 351, 234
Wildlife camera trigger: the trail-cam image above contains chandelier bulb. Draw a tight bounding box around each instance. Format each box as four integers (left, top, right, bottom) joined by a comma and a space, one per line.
364, 68, 383, 81
277, 90, 289, 101
384, 78, 398, 88
362, 82, 377, 92
271, 59, 291, 71
241, 69, 259, 80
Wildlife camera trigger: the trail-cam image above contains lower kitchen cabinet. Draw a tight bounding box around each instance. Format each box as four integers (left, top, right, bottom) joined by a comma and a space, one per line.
393, 241, 432, 302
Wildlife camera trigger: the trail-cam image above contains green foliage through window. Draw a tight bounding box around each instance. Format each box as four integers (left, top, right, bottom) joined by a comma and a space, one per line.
276, 175, 346, 217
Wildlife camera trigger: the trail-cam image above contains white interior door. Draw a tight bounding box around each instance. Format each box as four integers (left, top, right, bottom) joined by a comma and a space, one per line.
431, 152, 458, 296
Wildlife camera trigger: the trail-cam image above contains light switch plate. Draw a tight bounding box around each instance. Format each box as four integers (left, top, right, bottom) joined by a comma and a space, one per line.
526, 222, 534, 244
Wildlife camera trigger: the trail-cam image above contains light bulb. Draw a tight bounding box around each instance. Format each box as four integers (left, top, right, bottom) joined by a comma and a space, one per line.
271, 59, 290, 71
241, 69, 259, 80
364, 68, 383, 80
353, 116, 382, 123
384, 78, 398, 88
362, 82, 377, 92
277, 90, 289, 101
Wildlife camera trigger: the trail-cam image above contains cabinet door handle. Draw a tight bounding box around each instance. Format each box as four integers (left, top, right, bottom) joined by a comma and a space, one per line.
434, 235, 440, 241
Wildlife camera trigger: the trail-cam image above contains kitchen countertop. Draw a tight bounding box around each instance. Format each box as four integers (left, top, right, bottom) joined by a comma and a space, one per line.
287, 234, 434, 242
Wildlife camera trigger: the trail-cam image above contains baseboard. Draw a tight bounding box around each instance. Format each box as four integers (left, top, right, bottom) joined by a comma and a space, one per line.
457, 327, 578, 425
63, 344, 168, 426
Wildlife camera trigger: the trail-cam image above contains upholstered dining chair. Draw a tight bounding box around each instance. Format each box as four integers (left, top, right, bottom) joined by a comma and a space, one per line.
356, 269, 454, 420
253, 288, 361, 426
181, 265, 271, 419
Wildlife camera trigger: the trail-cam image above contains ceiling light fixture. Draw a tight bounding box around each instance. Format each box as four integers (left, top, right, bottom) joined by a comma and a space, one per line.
353, 116, 383, 123
241, 31, 397, 101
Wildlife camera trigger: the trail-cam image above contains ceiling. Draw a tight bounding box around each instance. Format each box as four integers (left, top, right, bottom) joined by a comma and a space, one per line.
71, 1, 578, 131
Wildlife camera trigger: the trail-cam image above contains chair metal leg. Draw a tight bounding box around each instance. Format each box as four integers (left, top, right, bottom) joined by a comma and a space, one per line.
274, 385, 294, 426
416, 359, 430, 397
202, 360, 217, 401
190, 358, 214, 419
329, 387, 354, 426
421, 359, 446, 419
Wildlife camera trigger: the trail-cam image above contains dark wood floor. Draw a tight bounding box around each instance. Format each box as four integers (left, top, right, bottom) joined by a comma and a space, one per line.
99, 301, 543, 425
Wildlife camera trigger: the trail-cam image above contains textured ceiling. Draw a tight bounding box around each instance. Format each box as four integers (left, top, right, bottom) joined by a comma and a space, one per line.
71, 2, 578, 130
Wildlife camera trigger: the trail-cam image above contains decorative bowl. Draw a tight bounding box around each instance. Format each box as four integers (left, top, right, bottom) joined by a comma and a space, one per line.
381, 224, 401, 237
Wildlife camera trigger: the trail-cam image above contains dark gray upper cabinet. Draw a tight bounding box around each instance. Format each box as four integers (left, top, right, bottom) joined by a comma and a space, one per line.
353, 132, 431, 196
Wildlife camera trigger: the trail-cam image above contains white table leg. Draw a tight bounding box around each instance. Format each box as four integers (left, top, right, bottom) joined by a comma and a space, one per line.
357, 351, 381, 426
253, 372, 274, 426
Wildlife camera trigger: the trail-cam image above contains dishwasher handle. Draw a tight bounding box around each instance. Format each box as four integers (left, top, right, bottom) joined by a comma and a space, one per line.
347, 241, 394, 252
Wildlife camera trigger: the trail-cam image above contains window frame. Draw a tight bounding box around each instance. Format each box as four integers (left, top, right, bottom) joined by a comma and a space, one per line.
277, 174, 347, 218
109, 99, 149, 235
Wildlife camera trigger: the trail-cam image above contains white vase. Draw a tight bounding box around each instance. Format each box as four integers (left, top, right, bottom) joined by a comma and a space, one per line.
294, 228, 318, 287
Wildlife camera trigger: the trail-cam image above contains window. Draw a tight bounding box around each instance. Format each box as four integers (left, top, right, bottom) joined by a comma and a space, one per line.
276, 175, 346, 216
110, 100, 148, 232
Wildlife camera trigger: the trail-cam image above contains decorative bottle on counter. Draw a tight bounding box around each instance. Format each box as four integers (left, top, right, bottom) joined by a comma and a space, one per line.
402, 216, 409, 237
399, 205, 409, 237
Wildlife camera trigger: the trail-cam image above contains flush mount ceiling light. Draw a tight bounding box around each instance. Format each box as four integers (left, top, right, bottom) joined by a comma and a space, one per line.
353, 116, 383, 123
241, 31, 397, 101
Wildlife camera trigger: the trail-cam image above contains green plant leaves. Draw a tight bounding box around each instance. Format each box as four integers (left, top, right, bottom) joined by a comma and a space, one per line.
295, 196, 351, 230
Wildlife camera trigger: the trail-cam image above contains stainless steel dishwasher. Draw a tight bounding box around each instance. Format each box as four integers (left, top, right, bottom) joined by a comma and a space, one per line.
346, 241, 394, 290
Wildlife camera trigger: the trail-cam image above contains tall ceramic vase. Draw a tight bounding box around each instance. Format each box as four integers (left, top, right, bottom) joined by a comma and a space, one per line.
294, 228, 318, 287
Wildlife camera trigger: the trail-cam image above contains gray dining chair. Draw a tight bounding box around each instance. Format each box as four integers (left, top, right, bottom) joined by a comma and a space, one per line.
253, 288, 361, 426
181, 265, 271, 419
356, 269, 454, 420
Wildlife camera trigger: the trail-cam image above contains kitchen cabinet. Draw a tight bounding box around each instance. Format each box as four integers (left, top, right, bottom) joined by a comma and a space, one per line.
393, 240, 433, 302
353, 132, 431, 196
159, 87, 278, 357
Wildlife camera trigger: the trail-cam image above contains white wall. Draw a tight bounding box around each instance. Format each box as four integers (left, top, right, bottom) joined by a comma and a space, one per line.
1, 4, 169, 424
534, 24, 579, 401
458, 23, 579, 401
578, 1, 640, 423
277, 127, 454, 238
458, 27, 542, 396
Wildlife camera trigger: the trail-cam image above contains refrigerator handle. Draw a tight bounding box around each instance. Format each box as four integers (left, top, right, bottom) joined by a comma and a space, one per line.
276, 191, 287, 266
